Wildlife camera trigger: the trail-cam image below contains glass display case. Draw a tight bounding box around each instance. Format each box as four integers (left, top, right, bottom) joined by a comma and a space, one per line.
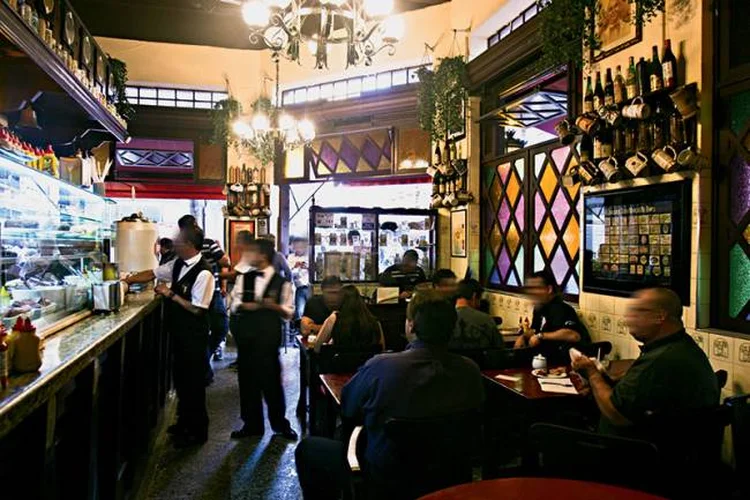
0, 152, 116, 332
310, 206, 436, 283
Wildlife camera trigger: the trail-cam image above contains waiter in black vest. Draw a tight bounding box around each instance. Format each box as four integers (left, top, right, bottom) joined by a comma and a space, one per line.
229, 238, 297, 440
125, 225, 215, 448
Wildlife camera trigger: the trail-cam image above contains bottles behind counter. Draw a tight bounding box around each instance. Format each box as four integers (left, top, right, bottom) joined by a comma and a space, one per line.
10, 317, 42, 374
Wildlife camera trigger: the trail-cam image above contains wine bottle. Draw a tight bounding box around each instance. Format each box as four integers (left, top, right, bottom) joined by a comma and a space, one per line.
662, 39, 678, 90
626, 57, 638, 99
650, 45, 663, 91
669, 106, 686, 145
636, 57, 650, 95
604, 68, 615, 106
624, 121, 637, 155
594, 71, 605, 110
637, 121, 652, 152
584, 76, 594, 114
613, 65, 626, 105
434, 143, 442, 165
651, 102, 667, 149
613, 124, 626, 155
580, 134, 594, 162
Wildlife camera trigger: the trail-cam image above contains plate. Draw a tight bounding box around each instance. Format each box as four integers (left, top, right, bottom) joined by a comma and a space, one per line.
532, 369, 568, 379
82, 36, 92, 66
64, 12, 76, 46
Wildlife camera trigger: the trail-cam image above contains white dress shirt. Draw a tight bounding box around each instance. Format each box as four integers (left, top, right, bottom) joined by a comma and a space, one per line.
153, 253, 215, 309
230, 264, 294, 318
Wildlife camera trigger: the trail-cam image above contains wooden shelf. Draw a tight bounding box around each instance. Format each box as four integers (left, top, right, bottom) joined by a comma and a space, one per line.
0, 3, 129, 142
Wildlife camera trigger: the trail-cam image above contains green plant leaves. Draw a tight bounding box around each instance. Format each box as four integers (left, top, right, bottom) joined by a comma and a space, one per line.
416, 56, 469, 143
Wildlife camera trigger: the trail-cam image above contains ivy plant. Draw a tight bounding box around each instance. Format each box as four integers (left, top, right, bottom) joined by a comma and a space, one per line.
212, 96, 277, 166
109, 58, 134, 121
416, 56, 469, 145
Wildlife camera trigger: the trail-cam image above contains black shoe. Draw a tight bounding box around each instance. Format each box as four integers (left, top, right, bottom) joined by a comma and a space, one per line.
231, 426, 264, 439
275, 428, 298, 441
167, 423, 186, 436
173, 432, 208, 449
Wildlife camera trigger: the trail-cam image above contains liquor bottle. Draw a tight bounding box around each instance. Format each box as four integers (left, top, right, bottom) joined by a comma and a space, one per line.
624, 121, 637, 155
251, 166, 260, 184
604, 68, 615, 106
434, 143, 442, 165
593, 71, 605, 110
613, 124, 626, 155
0, 326, 8, 390
650, 45, 663, 92
651, 102, 667, 149
450, 141, 457, 164
583, 76, 594, 114
636, 57, 650, 95
662, 39, 678, 90
580, 134, 594, 162
593, 133, 603, 159
669, 106, 686, 145
260, 164, 267, 184
626, 57, 638, 99
637, 121, 652, 152
600, 127, 613, 158
613, 65, 626, 105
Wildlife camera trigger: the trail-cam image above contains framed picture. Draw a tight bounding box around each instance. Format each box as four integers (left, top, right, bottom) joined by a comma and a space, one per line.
226, 219, 255, 265
449, 97, 467, 142
256, 218, 269, 237
451, 209, 467, 258
591, 0, 642, 63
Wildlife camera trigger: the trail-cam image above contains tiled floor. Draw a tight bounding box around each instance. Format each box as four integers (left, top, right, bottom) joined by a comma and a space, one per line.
145, 347, 303, 500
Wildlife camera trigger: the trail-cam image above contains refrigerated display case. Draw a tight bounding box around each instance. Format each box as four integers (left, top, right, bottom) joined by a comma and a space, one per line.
310, 206, 437, 283
0, 151, 116, 333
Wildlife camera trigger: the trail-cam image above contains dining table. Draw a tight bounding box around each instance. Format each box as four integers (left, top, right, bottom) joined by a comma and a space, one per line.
417, 478, 667, 500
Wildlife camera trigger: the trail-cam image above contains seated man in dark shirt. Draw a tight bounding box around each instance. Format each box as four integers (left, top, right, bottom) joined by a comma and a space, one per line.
451, 279, 501, 350
300, 276, 342, 337
378, 249, 427, 299
432, 268, 458, 300
295, 290, 485, 499
515, 270, 590, 358
573, 287, 719, 442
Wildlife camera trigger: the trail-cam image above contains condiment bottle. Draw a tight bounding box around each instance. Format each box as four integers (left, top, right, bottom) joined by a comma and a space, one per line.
12, 317, 42, 373
0, 326, 9, 390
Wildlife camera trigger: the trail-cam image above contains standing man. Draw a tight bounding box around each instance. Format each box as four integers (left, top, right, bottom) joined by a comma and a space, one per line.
229, 238, 297, 440
178, 215, 231, 366
378, 249, 427, 299
125, 225, 214, 448
287, 237, 311, 329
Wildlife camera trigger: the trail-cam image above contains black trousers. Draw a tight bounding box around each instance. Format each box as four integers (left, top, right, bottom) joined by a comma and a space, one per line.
208, 290, 229, 354
235, 324, 292, 433
173, 329, 209, 437
295, 437, 350, 500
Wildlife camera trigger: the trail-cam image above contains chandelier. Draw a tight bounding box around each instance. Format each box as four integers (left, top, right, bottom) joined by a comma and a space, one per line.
238, 0, 405, 69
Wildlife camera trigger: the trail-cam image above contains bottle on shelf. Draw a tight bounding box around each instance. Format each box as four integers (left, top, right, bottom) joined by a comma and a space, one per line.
600, 127, 613, 158
251, 167, 260, 184
651, 102, 667, 149
637, 121, 653, 152
662, 39, 678, 90
626, 57, 638, 100
604, 68, 615, 106
579, 134, 594, 163
613, 123, 626, 156
669, 106, 686, 145
650, 45, 663, 92
624, 121, 638, 155
636, 57, 650, 95
593, 71, 605, 110
434, 143, 442, 165
613, 65, 626, 105
593, 133, 603, 160
584, 75, 594, 114
260, 164, 267, 184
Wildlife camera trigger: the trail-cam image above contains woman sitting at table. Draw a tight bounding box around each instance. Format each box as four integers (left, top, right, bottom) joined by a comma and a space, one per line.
314, 285, 385, 353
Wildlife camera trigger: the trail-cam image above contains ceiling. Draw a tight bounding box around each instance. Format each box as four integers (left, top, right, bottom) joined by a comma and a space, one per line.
69, 0, 450, 50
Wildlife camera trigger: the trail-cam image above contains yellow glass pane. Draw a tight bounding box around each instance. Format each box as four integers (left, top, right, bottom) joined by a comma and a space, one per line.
744, 225, 750, 246
539, 163, 558, 203
563, 216, 580, 260
507, 221, 521, 256
490, 175, 502, 203
490, 223, 503, 253
540, 217, 557, 258
565, 156, 581, 200
497, 162, 511, 185
506, 171, 521, 206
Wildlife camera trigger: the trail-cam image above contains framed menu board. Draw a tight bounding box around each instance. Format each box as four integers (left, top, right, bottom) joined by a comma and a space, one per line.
583, 180, 692, 303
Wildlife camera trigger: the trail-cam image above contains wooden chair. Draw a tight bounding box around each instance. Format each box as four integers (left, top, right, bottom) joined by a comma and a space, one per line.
716, 369, 729, 390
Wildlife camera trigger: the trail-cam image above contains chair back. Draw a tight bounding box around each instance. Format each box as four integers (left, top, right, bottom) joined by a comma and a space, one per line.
726, 394, 750, 496
374, 411, 480, 499
528, 423, 661, 493
316, 344, 383, 374
716, 369, 728, 390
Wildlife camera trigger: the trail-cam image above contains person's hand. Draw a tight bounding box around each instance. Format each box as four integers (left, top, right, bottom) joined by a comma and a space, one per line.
513, 336, 527, 350
529, 334, 542, 348
572, 356, 598, 377
242, 302, 261, 312
262, 297, 278, 309
220, 288, 227, 297
154, 283, 170, 297
399, 291, 413, 300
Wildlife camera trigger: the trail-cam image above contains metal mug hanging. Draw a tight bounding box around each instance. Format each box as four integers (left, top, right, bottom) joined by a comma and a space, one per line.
622, 97, 651, 120
625, 152, 650, 177
575, 115, 600, 135
598, 156, 621, 182
676, 147, 698, 169
597, 106, 622, 128
670, 84, 698, 119
555, 118, 576, 145
652, 145, 678, 172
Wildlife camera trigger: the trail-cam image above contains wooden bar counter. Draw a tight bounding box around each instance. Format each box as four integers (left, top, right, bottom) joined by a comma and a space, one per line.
0, 292, 171, 500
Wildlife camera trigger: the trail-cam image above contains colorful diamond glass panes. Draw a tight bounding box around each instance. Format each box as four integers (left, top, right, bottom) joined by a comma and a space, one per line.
497, 162, 511, 184
534, 245, 545, 271
490, 174, 502, 204
563, 216, 580, 260
484, 248, 494, 279
508, 271, 519, 287
506, 171, 521, 208
540, 218, 557, 258
550, 189, 570, 230
507, 222, 521, 257
534, 153, 546, 177
516, 194, 525, 232
516, 159, 525, 181
550, 246, 569, 285
551, 146, 570, 173
497, 247, 511, 281
539, 163, 558, 203
729, 243, 750, 318
497, 198, 511, 230
490, 223, 502, 253
730, 154, 750, 225
565, 275, 580, 295
515, 246, 525, 283
730, 91, 750, 136
490, 268, 500, 286
535, 193, 546, 230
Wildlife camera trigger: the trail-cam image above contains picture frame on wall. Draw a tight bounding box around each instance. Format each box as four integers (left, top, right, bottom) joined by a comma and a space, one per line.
451, 209, 467, 258
257, 218, 269, 237
226, 219, 255, 265
591, 0, 642, 63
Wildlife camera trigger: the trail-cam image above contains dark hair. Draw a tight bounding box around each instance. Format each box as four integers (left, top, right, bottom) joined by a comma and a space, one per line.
178, 214, 197, 230
529, 270, 559, 293
291, 236, 308, 245
236, 230, 254, 246
407, 289, 457, 345
432, 268, 457, 286
321, 276, 342, 290
456, 279, 483, 301
250, 238, 275, 263
331, 285, 381, 350
159, 238, 173, 251
403, 250, 419, 262
180, 225, 204, 251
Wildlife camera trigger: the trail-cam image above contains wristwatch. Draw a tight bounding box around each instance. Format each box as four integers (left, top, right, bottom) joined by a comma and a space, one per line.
535, 332, 544, 341
168, 290, 176, 300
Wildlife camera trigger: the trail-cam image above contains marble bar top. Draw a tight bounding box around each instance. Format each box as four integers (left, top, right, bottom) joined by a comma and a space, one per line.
0, 292, 161, 439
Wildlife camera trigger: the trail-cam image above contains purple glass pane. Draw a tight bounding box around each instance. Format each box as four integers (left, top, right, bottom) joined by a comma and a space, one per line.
550, 246, 569, 285
730, 154, 750, 225
339, 138, 360, 170
319, 141, 339, 171
551, 146, 570, 173
497, 247, 511, 282
550, 190, 570, 230
362, 138, 382, 168
516, 194, 525, 232
382, 133, 393, 161
497, 198, 511, 231
535, 193, 546, 230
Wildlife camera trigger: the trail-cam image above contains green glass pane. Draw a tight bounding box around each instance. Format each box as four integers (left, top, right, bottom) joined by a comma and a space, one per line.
482, 165, 495, 189
729, 91, 750, 136
729, 243, 750, 318
483, 247, 495, 280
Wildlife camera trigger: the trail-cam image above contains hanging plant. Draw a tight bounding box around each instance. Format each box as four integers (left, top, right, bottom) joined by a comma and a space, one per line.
211, 95, 277, 166
109, 58, 135, 121
416, 56, 469, 143
538, 0, 666, 70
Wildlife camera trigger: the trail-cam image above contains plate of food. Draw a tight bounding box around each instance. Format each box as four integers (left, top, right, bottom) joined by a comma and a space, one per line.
532, 367, 568, 379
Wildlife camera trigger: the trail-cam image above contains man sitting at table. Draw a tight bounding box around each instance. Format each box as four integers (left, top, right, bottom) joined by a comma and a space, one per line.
451, 279, 502, 350
378, 249, 427, 299
295, 290, 485, 499
572, 287, 719, 442
432, 268, 458, 300
514, 271, 590, 358
300, 276, 342, 337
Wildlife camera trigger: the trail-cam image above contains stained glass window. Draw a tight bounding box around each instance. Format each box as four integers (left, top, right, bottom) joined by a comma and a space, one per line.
481, 142, 582, 296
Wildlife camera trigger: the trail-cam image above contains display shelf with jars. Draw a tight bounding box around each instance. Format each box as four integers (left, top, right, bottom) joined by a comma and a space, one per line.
310, 206, 437, 283
224, 164, 272, 218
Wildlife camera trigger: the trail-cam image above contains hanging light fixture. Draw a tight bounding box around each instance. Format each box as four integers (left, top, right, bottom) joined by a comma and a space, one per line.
235, 0, 405, 69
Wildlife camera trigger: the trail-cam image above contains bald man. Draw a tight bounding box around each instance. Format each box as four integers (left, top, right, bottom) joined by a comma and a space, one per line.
573, 287, 719, 441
